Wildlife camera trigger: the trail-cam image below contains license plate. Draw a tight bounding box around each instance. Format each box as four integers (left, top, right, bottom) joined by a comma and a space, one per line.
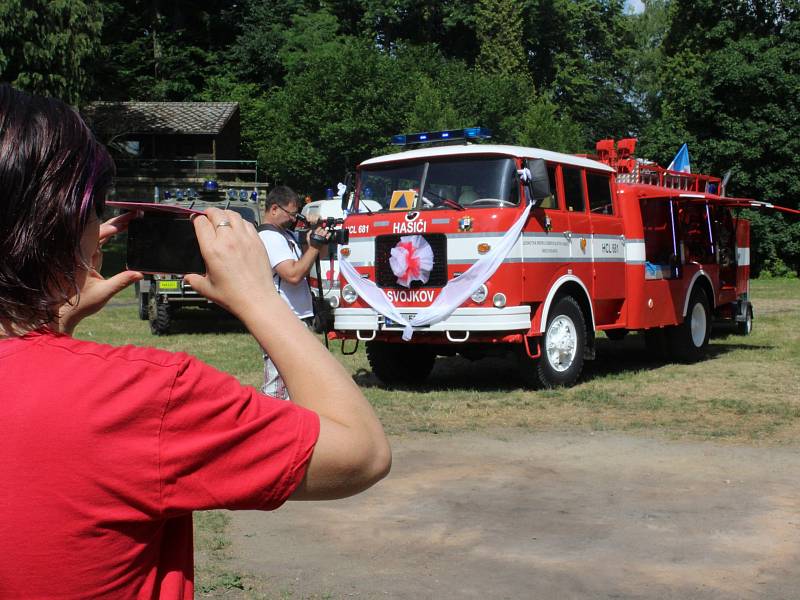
158, 280, 179, 290
385, 313, 416, 327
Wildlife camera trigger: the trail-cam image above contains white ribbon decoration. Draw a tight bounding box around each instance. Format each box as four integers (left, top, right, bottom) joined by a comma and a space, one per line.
339, 203, 532, 340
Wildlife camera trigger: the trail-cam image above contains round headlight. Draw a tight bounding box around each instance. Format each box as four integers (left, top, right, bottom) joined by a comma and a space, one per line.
327, 294, 340, 308
342, 284, 358, 304
492, 292, 507, 308
470, 284, 488, 304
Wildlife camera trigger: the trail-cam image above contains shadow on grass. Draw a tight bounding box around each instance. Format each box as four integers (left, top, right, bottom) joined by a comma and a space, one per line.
153, 308, 248, 336
353, 354, 523, 393
583, 334, 771, 380
355, 333, 773, 393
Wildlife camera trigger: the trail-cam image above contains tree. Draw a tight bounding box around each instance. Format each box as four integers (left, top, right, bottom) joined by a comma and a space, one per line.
513, 94, 585, 153
640, 0, 800, 274
199, 74, 271, 162
523, 0, 639, 143
475, 0, 526, 76
401, 75, 463, 133
251, 11, 418, 192
226, 0, 311, 91
624, 0, 671, 122
0, 0, 105, 104
352, 0, 479, 62
88, 0, 245, 101
399, 46, 533, 142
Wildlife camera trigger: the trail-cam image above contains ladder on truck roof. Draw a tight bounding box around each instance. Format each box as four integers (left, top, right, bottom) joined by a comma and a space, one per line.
594, 138, 722, 194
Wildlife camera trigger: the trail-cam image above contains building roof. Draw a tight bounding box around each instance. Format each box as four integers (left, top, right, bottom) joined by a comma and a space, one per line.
360, 144, 615, 173
82, 102, 239, 136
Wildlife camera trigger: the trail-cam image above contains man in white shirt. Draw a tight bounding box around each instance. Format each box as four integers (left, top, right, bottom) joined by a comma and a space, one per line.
258, 186, 329, 399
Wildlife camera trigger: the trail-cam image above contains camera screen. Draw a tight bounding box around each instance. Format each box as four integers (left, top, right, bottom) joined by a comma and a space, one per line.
127, 215, 205, 274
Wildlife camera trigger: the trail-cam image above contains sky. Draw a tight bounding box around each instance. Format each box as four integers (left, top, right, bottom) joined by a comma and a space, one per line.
625, 0, 645, 14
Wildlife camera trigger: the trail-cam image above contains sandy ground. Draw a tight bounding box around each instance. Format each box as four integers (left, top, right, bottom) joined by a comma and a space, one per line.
228, 431, 800, 599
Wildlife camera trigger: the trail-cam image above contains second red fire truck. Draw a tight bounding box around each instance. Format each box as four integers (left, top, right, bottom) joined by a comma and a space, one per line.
326, 128, 790, 388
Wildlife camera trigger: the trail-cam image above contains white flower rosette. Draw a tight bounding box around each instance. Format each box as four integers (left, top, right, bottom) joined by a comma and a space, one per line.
389, 235, 434, 288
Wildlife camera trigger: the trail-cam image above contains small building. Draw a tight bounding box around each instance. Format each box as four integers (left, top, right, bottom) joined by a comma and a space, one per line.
81, 101, 266, 202
82, 101, 241, 160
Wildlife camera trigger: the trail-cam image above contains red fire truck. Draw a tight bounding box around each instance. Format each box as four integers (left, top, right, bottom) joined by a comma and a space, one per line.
328, 128, 792, 388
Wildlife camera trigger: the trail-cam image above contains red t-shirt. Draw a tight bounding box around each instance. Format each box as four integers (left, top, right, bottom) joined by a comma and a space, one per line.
0, 332, 320, 599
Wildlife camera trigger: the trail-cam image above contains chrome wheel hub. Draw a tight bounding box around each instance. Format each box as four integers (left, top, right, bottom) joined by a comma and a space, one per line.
546, 315, 577, 372
690, 302, 707, 347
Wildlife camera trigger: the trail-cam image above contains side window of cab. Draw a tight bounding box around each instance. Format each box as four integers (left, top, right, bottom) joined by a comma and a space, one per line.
587, 171, 614, 215
562, 166, 585, 212
537, 164, 560, 209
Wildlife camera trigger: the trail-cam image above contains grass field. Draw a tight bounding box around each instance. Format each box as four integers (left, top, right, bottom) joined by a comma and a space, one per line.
76, 272, 799, 598
80, 277, 800, 444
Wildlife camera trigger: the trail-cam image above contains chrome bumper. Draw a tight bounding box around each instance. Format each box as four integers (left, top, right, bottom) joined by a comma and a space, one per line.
333, 306, 531, 332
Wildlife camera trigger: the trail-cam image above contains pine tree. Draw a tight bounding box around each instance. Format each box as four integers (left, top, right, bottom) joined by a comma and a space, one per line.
475, 0, 526, 76
0, 0, 105, 104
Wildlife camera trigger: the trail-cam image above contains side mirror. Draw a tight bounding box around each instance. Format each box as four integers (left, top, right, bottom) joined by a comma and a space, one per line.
526, 159, 551, 206
340, 172, 354, 212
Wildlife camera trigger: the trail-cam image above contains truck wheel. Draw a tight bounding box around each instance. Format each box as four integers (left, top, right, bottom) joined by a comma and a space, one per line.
148, 295, 172, 336
667, 287, 711, 361
736, 304, 753, 336
531, 296, 586, 388
138, 293, 149, 321
366, 341, 435, 386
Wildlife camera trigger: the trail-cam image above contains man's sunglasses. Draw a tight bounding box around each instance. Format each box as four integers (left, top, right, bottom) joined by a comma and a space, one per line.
275, 204, 300, 219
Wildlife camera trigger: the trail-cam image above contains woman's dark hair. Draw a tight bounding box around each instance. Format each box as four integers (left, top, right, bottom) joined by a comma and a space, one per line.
0, 84, 115, 332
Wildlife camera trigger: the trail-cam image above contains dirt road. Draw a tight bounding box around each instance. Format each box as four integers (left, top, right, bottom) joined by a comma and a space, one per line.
227, 431, 800, 599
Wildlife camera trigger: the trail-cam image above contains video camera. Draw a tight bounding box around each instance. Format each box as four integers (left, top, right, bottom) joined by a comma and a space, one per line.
296, 213, 349, 246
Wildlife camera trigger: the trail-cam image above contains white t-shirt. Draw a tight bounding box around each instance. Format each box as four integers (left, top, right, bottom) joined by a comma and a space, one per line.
258, 228, 314, 319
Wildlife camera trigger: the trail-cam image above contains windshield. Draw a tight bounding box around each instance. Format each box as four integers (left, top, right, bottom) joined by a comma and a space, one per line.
357, 156, 520, 211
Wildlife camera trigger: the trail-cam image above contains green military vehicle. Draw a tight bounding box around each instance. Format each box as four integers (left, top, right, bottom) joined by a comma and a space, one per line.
134, 185, 261, 335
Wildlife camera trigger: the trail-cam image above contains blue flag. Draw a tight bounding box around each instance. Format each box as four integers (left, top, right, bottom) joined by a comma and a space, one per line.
667, 143, 691, 173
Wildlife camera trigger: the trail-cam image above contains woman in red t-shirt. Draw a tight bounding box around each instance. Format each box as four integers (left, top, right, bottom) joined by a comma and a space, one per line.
0, 84, 390, 599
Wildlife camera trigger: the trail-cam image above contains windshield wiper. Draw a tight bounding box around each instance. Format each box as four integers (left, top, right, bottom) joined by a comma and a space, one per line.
442, 198, 465, 211
421, 187, 465, 211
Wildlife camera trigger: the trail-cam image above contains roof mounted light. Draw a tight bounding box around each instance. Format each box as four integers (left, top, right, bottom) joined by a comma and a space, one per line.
463, 126, 491, 139
391, 127, 492, 146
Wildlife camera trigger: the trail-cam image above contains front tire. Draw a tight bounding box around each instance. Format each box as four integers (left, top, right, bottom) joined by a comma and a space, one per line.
366, 341, 435, 386
148, 295, 173, 336
520, 296, 586, 388
667, 287, 711, 361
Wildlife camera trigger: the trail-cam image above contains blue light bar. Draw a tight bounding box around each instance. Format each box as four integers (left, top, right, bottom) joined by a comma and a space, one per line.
391, 127, 492, 145
464, 126, 492, 139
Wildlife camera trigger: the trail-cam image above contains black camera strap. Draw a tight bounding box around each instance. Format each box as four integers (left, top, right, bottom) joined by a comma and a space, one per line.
258, 224, 335, 341
256, 224, 308, 295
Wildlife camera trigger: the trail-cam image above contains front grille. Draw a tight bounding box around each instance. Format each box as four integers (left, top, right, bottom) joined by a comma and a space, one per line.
375, 233, 448, 288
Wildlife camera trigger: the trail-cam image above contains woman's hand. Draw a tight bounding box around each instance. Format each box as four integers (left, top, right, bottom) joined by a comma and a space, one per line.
57, 212, 143, 335
188, 210, 391, 499
183, 208, 279, 317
